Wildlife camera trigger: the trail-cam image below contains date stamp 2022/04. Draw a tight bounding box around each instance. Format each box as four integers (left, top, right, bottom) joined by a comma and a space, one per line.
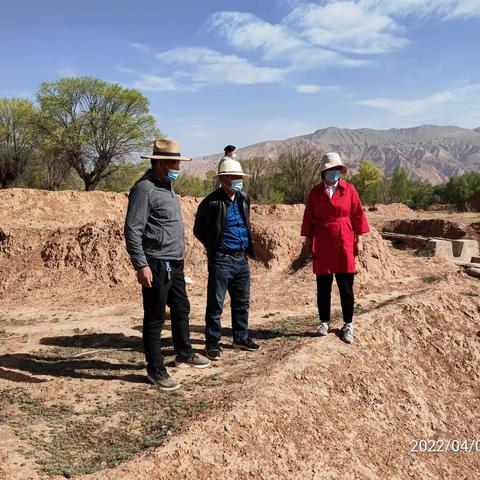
410, 439, 480, 453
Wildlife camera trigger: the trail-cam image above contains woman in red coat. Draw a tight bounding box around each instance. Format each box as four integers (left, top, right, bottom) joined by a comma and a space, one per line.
301, 152, 369, 343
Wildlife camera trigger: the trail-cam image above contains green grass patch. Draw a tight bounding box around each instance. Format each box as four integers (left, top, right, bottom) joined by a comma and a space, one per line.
0, 384, 211, 477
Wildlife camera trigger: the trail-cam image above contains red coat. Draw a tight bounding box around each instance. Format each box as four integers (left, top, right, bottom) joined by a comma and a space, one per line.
301, 179, 370, 274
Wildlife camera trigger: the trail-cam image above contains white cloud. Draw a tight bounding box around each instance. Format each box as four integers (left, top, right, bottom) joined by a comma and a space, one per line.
129, 42, 152, 54
133, 74, 177, 92
286, 1, 408, 54
210, 1, 480, 66
156, 47, 286, 86
209, 11, 304, 58
358, 84, 480, 123
361, 0, 480, 19
209, 9, 373, 68
296, 84, 341, 93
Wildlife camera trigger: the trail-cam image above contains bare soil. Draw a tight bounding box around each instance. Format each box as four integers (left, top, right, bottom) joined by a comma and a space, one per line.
0, 189, 479, 480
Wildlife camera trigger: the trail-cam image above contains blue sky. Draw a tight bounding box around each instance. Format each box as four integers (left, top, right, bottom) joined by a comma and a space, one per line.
1, 0, 480, 156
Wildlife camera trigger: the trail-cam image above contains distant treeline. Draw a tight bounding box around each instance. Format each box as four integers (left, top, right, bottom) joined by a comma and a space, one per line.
1, 76, 479, 209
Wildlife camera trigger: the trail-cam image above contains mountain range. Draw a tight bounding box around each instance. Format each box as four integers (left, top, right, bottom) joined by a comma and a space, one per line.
186, 125, 480, 185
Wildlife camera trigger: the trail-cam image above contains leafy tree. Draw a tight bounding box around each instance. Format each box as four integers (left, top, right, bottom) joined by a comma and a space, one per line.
36, 77, 159, 191
0, 98, 37, 188
349, 160, 384, 205
389, 166, 410, 203
440, 172, 480, 206
97, 159, 149, 192
409, 181, 434, 209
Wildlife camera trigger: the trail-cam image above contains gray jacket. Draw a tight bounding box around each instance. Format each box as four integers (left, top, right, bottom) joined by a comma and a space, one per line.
124, 170, 185, 270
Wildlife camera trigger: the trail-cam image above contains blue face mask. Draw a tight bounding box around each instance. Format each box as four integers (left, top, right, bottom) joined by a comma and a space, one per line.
325, 170, 341, 183
230, 179, 243, 192
165, 169, 179, 182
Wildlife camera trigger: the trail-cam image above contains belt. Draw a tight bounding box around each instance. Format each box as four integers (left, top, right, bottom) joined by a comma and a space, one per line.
217, 249, 246, 258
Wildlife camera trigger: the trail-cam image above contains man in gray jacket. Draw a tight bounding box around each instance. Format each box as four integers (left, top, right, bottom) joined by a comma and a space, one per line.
125, 139, 210, 391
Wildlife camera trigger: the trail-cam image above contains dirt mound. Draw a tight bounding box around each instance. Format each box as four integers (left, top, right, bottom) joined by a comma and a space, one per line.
41, 220, 132, 285
250, 222, 304, 270
78, 274, 480, 480
356, 227, 402, 283
251, 203, 305, 219
0, 227, 15, 257
369, 202, 416, 217
466, 222, 480, 242
0, 188, 129, 228
383, 219, 468, 239
1, 189, 405, 298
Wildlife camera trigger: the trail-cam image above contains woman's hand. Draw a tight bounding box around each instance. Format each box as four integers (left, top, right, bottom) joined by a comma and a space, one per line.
305, 237, 313, 258
354, 236, 363, 256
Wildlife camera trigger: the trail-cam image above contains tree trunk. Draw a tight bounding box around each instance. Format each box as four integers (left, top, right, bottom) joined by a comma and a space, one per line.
84, 179, 97, 191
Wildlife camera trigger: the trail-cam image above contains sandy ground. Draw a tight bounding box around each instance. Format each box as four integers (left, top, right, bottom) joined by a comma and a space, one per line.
0, 189, 479, 480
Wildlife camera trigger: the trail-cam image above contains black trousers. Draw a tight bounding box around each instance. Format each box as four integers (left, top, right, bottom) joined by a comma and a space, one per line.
316, 273, 355, 324
142, 259, 193, 373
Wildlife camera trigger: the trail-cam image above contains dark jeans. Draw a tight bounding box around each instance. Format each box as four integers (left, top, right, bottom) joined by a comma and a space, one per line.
316, 273, 355, 324
142, 259, 193, 373
205, 253, 250, 347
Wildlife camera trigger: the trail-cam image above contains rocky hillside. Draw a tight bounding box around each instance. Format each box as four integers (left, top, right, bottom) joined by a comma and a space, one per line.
186, 125, 480, 185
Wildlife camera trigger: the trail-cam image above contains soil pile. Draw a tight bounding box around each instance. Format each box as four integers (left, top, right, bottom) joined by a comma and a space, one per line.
41, 221, 131, 285
368, 202, 416, 217
0, 189, 404, 300
383, 219, 468, 239
78, 273, 480, 480
356, 227, 402, 283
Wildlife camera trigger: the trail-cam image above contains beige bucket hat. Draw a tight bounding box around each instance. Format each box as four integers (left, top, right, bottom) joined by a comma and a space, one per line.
141, 139, 191, 161
320, 152, 348, 174
216, 158, 251, 177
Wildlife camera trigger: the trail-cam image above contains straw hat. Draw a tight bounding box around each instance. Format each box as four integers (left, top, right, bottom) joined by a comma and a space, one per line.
141, 139, 191, 161
216, 158, 250, 177
320, 152, 348, 174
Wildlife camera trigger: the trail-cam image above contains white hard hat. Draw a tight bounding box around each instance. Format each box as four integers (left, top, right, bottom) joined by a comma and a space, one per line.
216, 158, 250, 177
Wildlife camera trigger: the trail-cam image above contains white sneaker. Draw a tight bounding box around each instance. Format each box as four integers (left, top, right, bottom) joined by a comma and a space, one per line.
317, 322, 330, 336
341, 323, 354, 344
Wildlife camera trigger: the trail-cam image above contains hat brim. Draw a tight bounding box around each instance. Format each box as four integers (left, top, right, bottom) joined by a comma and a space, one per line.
321, 164, 348, 174
216, 171, 251, 177
141, 155, 192, 161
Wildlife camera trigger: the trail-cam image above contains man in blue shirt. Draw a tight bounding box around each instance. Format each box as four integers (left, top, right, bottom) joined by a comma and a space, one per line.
194, 158, 261, 361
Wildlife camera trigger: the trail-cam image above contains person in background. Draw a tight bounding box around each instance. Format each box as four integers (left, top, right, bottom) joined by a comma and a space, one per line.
194, 157, 260, 361
215, 145, 237, 188
124, 139, 210, 391
301, 152, 370, 344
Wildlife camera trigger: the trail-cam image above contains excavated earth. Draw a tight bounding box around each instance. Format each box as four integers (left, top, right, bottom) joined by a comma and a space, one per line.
0, 188, 479, 480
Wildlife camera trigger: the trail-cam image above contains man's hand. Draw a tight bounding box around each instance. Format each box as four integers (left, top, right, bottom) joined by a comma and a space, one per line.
137, 266, 153, 288
354, 236, 364, 256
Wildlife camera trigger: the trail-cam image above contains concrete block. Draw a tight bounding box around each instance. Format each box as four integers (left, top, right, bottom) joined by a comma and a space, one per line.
426, 239, 454, 260
451, 239, 480, 262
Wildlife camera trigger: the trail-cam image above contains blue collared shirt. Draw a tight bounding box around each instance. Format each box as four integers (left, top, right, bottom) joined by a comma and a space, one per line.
218, 193, 250, 251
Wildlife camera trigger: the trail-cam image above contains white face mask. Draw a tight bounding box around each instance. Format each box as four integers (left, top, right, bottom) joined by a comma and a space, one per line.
230, 153, 237, 160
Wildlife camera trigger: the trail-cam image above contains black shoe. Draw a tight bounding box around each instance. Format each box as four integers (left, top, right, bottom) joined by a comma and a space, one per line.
205, 345, 223, 361
175, 353, 211, 369
147, 370, 180, 391
232, 337, 261, 352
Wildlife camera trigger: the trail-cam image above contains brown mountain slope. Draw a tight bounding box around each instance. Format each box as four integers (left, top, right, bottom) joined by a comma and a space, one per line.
186, 125, 480, 185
